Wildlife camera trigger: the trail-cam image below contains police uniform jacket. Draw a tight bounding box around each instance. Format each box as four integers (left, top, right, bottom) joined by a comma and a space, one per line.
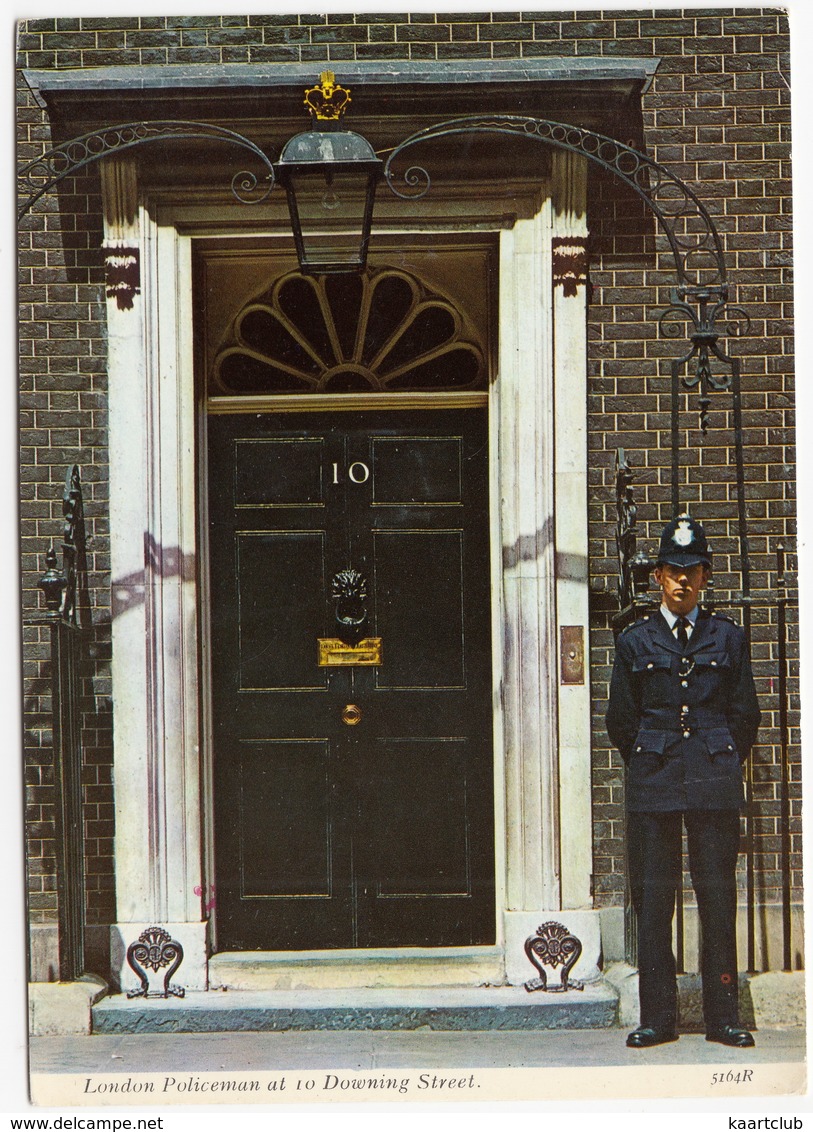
606, 608, 761, 812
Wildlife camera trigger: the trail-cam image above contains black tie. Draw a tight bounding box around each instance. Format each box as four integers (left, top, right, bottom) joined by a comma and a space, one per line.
676, 616, 690, 649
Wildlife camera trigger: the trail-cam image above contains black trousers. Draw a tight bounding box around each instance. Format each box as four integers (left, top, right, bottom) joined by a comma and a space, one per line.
627, 809, 741, 1032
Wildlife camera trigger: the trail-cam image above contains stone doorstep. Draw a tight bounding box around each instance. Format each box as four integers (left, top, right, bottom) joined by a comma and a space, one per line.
207, 946, 506, 992
91, 982, 619, 1034
604, 964, 807, 1032
677, 970, 807, 1031
29, 976, 109, 1036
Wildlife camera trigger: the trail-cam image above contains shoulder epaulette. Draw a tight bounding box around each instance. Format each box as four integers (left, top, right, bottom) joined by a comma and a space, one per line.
620, 613, 652, 636
708, 610, 737, 625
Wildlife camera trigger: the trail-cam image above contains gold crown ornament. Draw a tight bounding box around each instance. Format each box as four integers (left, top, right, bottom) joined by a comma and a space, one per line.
304, 72, 352, 121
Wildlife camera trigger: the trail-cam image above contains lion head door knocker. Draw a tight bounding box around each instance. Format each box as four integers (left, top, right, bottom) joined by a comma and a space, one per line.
126, 925, 185, 999
317, 568, 381, 666
332, 568, 368, 640
523, 921, 585, 994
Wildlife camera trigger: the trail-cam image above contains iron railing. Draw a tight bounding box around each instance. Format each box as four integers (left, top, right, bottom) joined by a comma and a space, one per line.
25, 466, 87, 981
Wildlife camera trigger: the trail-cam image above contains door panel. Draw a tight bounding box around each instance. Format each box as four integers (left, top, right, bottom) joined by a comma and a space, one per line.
373, 530, 465, 689
371, 436, 463, 505
238, 740, 333, 898
208, 408, 494, 949
368, 738, 471, 896
234, 438, 325, 507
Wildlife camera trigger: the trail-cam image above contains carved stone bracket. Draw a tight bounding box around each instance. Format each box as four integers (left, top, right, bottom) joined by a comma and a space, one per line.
101, 158, 141, 310
104, 247, 140, 310
524, 920, 585, 993
552, 236, 588, 297
126, 926, 186, 999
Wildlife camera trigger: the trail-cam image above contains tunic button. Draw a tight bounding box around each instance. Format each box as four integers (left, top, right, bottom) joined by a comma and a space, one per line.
711, 660, 718, 667
647, 662, 654, 669
682, 705, 689, 712
683, 730, 691, 738
681, 680, 688, 688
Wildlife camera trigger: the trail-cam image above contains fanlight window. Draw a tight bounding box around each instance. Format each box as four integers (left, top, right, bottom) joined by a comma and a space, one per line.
210, 268, 486, 395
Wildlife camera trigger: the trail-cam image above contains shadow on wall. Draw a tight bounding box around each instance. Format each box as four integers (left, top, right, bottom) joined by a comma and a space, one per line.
112, 534, 197, 618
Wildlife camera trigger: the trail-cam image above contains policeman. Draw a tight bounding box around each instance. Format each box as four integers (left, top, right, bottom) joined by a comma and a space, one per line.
606, 514, 761, 1049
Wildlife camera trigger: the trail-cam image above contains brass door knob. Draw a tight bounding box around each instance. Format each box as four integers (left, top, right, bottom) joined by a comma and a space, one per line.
341, 703, 362, 726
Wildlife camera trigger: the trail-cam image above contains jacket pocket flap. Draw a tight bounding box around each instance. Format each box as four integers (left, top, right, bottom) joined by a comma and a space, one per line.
704, 727, 737, 755
632, 730, 669, 755
631, 653, 671, 673
694, 650, 731, 670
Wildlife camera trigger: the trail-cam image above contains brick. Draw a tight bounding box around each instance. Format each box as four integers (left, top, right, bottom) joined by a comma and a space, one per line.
369, 24, 396, 42
438, 42, 492, 59
252, 46, 302, 63
327, 44, 357, 61
394, 23, 451, 42
477, 22, 532, 41
311, 23, 370, 43
206, 28, 259, 46
408, 43, 437, 60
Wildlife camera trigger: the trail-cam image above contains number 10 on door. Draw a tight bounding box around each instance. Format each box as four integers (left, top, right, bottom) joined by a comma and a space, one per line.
332, 462, 370, 484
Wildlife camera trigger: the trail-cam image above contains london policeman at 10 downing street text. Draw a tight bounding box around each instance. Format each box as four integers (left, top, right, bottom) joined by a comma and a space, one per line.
606, 514, 761, 1049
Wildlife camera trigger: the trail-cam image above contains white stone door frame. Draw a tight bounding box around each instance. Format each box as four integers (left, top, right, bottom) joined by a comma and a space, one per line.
102, 157, 594, 992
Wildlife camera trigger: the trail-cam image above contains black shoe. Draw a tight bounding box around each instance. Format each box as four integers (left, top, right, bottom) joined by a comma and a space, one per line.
706, 1025, 755, 1048
626, 1026, 679, 1048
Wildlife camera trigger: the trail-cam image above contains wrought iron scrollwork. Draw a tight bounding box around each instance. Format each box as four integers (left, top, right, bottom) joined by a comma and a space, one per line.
658, 286, 751, 434
18, 110, 728, 298
18, 110, 740, 418
17, 120, 276, 219
523, 921, 585, 993
383, 115, 748, 468
383, 114, 726, 292
126, 925, 185, 999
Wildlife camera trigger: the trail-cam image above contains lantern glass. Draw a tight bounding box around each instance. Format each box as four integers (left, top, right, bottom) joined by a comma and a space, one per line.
286, 169, 377, 273
275, 127, 382, 274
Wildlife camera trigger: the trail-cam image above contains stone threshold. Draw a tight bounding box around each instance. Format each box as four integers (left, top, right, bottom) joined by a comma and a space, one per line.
92, 982, 619, 1034
208, 946, 505, 991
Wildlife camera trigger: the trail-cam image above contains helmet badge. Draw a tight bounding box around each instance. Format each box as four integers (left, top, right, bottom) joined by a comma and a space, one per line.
673, 520, 694, 547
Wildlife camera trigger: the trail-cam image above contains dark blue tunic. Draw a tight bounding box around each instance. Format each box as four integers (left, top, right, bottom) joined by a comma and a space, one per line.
606, 608, 761, 812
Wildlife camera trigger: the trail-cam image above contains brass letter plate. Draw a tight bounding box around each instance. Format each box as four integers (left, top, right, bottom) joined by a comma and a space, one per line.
560, 625, 585, 685
318, 637, 383, 666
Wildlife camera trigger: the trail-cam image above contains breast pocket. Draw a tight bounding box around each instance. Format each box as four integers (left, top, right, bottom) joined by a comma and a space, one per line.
631, 652, 672, 676
693, 650, 732, 676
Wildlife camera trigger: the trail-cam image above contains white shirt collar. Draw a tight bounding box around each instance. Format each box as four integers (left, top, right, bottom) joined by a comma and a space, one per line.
660, 604, 700, 630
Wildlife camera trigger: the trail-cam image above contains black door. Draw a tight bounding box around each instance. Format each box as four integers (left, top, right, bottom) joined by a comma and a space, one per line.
208, 408, 495, 949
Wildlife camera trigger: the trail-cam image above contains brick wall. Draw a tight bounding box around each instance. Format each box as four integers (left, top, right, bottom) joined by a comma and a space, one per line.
17, 10, 797, 965
18, 125, 112, 956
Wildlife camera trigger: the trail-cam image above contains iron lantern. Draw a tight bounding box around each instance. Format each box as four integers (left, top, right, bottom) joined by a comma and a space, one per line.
274, 73, 384, 274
